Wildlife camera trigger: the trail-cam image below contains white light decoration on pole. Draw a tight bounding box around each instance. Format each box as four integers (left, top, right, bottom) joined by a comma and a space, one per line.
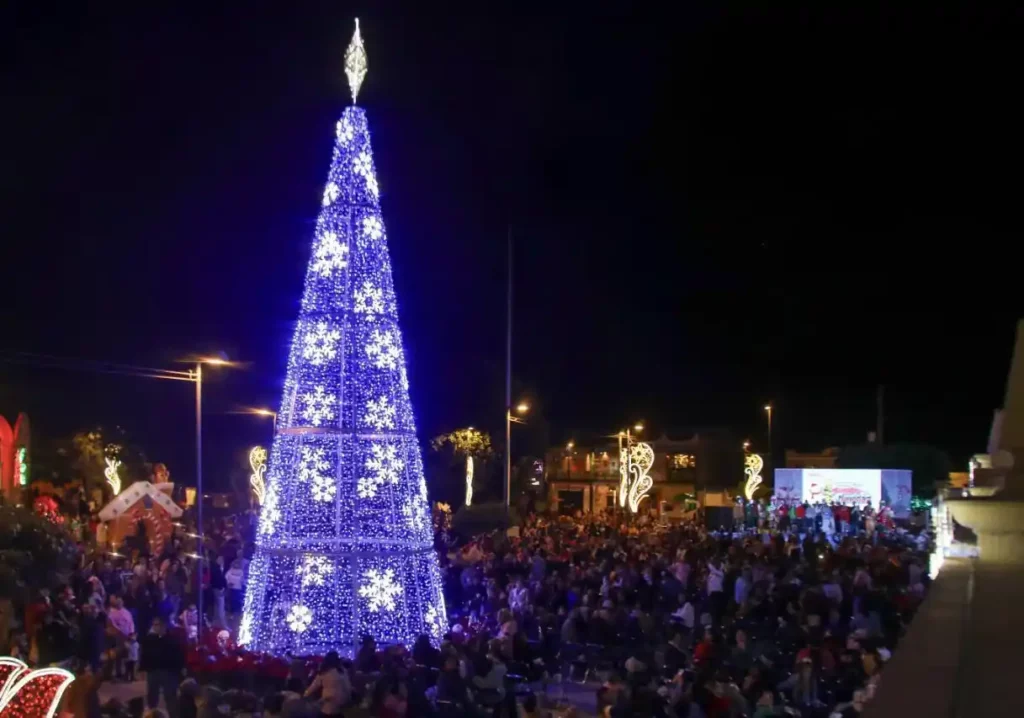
465, 455, 474, 507
249, 446, 268, 506
627, 442, 655, 513
618, 433, 629, 508
104, 457, 122, 496
744, 453, 764, 501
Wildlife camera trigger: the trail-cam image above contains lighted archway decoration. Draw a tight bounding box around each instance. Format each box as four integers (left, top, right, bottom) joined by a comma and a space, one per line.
744, 453, 764, 500
0, 656, 75, 718
627, 442, 655, 513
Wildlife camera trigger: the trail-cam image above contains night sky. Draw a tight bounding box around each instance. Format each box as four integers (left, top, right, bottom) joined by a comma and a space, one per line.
2, 3, 1022, 489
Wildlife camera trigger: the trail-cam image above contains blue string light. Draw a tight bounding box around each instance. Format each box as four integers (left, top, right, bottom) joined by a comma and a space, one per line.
239, 106, 447, 655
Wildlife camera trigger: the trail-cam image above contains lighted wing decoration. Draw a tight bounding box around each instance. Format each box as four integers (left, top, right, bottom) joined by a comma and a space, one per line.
0, 657, 75, 718
627, 442, 655, 513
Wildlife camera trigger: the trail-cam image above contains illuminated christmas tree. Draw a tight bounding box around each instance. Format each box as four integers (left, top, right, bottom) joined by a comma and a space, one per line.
239, 20, 447, 655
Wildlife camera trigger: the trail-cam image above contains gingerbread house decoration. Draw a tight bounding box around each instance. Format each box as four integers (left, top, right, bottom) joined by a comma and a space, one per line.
98, 481, 182, 555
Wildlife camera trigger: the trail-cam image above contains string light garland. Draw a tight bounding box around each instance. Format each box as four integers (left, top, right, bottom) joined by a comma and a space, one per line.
240, 20, 447, 656
16, 447, 28, 487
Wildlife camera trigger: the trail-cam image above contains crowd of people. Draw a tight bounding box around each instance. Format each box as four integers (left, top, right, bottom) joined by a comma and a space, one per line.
7, 494, 930, 717
729, 497, 898, 538
8, 506, 258, 717
436, 506, 927, 717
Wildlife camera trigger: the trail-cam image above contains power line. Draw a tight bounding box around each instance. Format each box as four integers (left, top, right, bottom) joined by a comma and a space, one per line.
0, 351, 195, 382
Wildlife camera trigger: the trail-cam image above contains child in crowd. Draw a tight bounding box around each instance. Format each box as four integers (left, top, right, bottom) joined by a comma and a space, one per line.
125, 632, 140, 681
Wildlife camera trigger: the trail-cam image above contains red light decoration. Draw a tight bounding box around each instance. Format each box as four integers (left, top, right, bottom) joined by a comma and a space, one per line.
0, 657, 74, 718
32, 496, 63, 525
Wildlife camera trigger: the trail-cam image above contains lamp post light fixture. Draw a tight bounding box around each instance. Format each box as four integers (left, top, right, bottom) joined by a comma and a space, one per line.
248, 407, 278, 433
191, 356, 233, 639
504, 400, 530, 507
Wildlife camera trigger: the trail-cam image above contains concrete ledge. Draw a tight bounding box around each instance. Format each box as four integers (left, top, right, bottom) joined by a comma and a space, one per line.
863, 558, 972, 718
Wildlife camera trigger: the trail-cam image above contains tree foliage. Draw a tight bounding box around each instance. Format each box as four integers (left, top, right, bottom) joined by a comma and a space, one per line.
0, 505, 78, 601
71, 427, 151, 494
430, 428, 494, 505
431, 428, 493, 458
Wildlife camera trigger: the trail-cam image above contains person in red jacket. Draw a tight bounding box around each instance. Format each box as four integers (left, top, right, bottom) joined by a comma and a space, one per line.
693, 626, 716, 665
836, 504, 851, 535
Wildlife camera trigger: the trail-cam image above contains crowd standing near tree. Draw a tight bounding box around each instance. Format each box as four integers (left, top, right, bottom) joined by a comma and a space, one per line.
0, 485, 931, 718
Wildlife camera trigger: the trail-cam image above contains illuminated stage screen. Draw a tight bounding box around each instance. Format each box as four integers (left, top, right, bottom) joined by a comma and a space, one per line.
774, 468, 912, 518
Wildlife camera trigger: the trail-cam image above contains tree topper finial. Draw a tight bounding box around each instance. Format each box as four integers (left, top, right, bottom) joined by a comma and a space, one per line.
345, 18, 368, 103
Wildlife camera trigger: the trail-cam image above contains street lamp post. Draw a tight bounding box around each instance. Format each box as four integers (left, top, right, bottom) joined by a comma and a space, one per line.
192, 357, 229, 638
764, 404, 773, 447
505, 402, 529, 507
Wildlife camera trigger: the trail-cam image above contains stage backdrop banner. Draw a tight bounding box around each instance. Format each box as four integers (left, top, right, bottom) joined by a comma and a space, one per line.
803, 468, 880, 509
774, 469, 803, 503
881, 469, 913, 518
773, 469, 913, 517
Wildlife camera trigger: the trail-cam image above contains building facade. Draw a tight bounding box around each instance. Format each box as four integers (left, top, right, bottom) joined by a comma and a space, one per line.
784, 447, 840, 469
545, 431, 743, 514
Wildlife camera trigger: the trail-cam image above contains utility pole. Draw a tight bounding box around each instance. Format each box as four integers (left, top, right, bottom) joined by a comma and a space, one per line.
876, 385, 885, 445
505, 226, 513, 508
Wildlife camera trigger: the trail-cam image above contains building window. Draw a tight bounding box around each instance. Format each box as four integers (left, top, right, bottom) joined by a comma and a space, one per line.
671, 454, 696, 469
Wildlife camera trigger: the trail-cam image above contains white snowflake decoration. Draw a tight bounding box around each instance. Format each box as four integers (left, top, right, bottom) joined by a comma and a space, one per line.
286, 604, 313, 633
312, 231, 349, 277
360, 443, 405, 499
297, 446, 330, 484
297, 554, 334, 588
353, 280, 386, 319
322, 182, 340, 207
403, 475, 429, 531
365, 172, 379, 198
424, 603, 446, 638
365, 329, 403, 370
258, 484, 281, 536
311, 475, 337, 503
302, 321, 341, 365
364, 395, 397, 430
237, 613, 253, 646
363, 216, 384, 240
336, 118, 354, 145
301, 386, 336, 427
402, 493, 429, 532
359, 568, 403, 613
353, 151, 373, 177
